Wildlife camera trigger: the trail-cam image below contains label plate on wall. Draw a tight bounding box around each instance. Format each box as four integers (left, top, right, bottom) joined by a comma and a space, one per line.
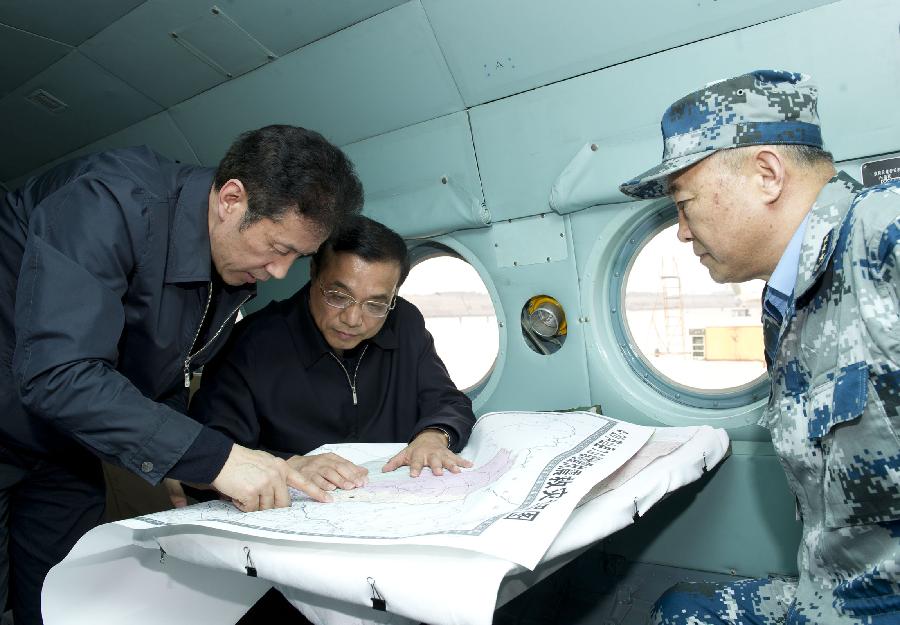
862, 157, 900, 187
491, 213, 568, 268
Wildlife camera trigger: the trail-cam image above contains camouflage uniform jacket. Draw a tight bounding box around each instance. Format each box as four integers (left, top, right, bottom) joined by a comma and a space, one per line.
761, 170, 900, 623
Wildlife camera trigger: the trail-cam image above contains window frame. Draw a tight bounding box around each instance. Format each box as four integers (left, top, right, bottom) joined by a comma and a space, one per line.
608, 202, 769, 409
404, 240, 504, 408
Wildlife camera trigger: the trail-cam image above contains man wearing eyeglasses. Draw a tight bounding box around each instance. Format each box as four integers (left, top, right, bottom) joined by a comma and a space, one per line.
188, 214, 475, 497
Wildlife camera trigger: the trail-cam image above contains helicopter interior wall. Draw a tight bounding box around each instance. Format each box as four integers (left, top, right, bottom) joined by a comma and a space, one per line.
3, 0, 899, 603
74, 0, 408, 110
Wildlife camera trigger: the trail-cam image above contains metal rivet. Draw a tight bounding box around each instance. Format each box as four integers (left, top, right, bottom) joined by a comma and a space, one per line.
513, 261, 518, 266
546, 257, 551, 262
440, 176, 448, 184
170, 32, 178, 39
267, 54, 276, 61
611, 308, 617, 313
211, 6, 220, 14
590, 144, 598, 152
226, 73, 233, 78
494, 243, 498, 248
559, 232, 564, 237
498, 321, 504, 327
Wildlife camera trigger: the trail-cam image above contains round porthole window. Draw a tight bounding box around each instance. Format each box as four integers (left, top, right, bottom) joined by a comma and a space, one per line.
610, 206, 768, 408
399, 249, 499, 392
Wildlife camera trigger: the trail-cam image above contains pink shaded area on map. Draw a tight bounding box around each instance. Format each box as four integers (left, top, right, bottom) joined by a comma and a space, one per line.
339, 449, 514, 503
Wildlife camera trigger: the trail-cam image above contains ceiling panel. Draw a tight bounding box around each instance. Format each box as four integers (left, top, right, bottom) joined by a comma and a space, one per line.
469, 0, 900, 221
0, 23, 71, 97
342, 111, 486, 238
80, 1, 240, 109
220, 0, 408, 56
0, 0, 144, 45
170, 1, 463, 165
0, 51, 162, 180
422, 0, 839, 107
4, 111, 200, 191
80, 0, 410, 111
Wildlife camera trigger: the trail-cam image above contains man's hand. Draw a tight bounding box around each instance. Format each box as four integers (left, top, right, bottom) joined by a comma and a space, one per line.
381, 429, 473, 477
163, 478, 188, 508
211, 444, 332, 511
286, 453, 368, 491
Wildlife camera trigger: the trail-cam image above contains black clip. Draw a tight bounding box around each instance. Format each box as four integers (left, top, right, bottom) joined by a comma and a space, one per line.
702, 452, 708, 473
632, 498, 640, 522
367, 577, 386, 611
159, 545, 166, 564
244, 546, 257, 577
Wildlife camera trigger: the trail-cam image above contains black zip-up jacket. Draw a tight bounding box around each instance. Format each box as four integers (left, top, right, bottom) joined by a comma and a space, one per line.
189, 283, 475, 456
1, 147, 249, 484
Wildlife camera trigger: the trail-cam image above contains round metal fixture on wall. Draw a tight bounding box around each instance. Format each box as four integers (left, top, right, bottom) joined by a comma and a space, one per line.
521, 294, 567, 355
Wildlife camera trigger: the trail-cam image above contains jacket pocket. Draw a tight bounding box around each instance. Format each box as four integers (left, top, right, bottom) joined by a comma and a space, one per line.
810, 362, 900, 528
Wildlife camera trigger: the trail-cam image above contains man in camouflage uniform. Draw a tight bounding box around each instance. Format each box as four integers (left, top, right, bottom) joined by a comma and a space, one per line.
619, 70, 899, 624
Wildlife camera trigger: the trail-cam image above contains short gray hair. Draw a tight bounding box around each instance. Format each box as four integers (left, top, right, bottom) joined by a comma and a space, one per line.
715, 144, 834, 171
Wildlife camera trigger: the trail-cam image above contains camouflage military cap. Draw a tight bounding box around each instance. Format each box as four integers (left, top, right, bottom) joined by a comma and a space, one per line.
619, 70, 823, 199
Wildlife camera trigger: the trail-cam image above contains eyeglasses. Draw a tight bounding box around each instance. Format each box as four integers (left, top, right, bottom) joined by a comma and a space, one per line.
318, 282, 396, 318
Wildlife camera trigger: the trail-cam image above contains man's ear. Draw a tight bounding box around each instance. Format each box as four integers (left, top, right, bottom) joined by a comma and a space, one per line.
215, 179, 247, 222
753, 148, 785, 205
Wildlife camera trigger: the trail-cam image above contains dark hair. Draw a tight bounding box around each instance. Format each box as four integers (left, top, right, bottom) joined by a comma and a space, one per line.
214, 125, 363, 232
312, 215, 411, 286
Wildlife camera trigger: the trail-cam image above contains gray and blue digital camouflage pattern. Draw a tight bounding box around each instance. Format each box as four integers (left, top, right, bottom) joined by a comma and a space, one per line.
651, 577, 797, 625
619, 70, 822, 199
652, 173, 900, 624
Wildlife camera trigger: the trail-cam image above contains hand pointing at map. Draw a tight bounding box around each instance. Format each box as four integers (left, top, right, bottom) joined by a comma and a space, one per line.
382, 429, 474, 477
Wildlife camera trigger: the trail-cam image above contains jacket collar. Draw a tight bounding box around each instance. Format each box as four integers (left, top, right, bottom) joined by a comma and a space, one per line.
163, 165, 256, 308
794, 171, 861, 301
164, 166, 216, 284
291, 282, 399, 369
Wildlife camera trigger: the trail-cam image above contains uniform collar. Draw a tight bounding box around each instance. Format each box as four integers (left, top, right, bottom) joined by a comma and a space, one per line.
794, 171, 861, 301
768, 212, 809, 299
291, 282, 400, 368
164, 166, 216, 284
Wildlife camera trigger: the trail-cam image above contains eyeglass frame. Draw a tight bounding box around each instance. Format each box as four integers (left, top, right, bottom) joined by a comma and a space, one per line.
316, 280, 397, 318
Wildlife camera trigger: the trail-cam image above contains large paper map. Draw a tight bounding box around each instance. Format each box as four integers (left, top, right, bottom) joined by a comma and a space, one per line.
124, 411, 653, 568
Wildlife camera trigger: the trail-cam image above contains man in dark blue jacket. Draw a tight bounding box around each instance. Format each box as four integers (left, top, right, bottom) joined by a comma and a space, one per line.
190, 215, 475, 495
0, 125, 362, 624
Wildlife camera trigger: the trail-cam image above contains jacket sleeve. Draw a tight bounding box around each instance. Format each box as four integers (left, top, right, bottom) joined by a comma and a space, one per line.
12, 175, 208, 485
409, 312, 476, 452
189, 320, 262, 450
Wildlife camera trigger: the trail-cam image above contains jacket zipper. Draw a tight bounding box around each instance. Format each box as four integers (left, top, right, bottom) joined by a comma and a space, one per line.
328, 344, 369, 405
183, 283, 251, 388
